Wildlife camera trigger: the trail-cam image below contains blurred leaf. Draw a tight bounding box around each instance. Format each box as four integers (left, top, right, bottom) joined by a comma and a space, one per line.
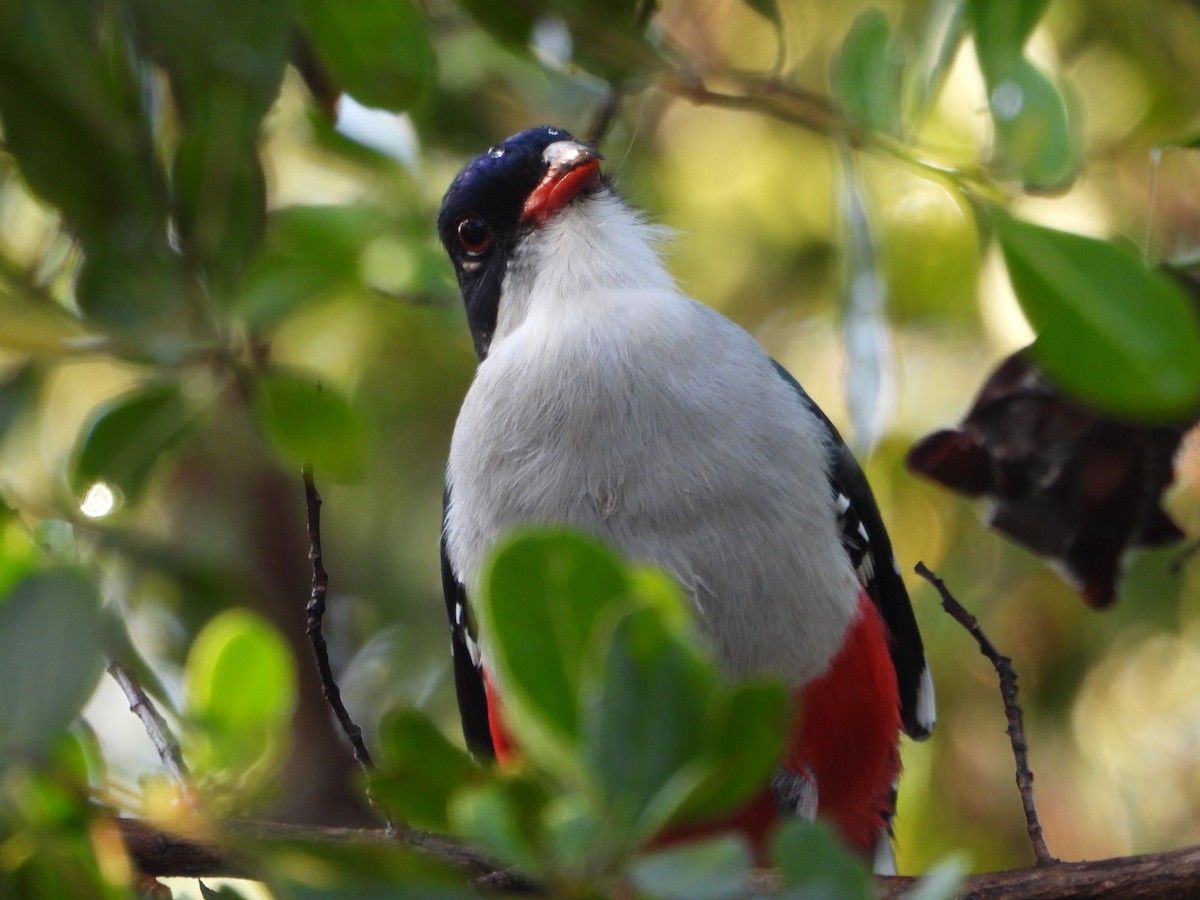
833, 9, 903, 135
629, 835, 752, 900
901, 0, 968, 127
0, 0, 169, 242
967, 0, 1075, 190
582, 606, 713, 844
0, 364, 41, 439
986, 58, 1076, 191
128, 0, 288, 291
236, 205, 389, 326
902, 853, 970, 900
252, 371, 370, 482
771, 820, 872, 898
677, 681, 789, 822
74, 238, 187, 328
184, 608, 297, 773
481, 532, 629, 767
71, 381, 195, 506
968, 0, 1050, 77
448, 777, 547, 874
293, 0, 436, 111
0, 569, 103, 757
993, 214, 1200, 421
739, 0, 781, 26
370, 710, 483, 832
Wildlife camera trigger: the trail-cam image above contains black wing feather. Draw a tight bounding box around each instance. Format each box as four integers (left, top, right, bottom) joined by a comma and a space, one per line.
440, 488, 495, 760
772, 362, 932, 740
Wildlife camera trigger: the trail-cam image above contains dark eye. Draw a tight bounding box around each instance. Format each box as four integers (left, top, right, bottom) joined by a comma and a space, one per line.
457, 216, 492, 256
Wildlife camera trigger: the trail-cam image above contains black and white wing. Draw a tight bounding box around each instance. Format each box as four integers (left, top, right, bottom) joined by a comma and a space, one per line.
440, 489, 495, 760
773, 362, 936, 740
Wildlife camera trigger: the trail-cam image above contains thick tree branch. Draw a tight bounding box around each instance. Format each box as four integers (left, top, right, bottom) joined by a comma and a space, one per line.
114, 817, 1200, 898
916, 561, 1056, 867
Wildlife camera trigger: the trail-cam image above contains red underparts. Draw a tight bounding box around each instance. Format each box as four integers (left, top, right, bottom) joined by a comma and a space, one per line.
483, 592, 902, 860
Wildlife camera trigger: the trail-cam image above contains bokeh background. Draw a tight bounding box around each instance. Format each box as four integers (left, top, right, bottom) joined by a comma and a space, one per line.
2, 0, 1200, 882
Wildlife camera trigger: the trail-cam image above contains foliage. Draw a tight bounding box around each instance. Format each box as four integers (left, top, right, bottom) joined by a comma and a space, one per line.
0, 0, 1198, 896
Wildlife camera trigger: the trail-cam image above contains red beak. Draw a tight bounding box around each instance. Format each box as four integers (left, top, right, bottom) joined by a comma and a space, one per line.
521, 140, 603, 225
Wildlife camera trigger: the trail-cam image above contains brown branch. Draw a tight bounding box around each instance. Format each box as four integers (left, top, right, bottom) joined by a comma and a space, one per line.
301, 464, 396, 832
114, 817, 1200, 898
915, 561, 1056, 867
106, 659, 197, 810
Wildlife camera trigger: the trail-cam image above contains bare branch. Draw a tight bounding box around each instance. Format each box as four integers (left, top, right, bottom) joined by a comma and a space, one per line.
106, 659, 197, 810
114, 817, 1200, 898
301, 465, 397, 832
915, 561, 1056, 867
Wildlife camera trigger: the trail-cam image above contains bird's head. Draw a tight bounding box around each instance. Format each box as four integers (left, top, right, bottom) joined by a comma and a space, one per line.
438, 126, 608, 359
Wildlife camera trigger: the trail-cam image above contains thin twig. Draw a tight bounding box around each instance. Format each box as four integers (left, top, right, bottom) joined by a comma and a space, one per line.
106, 659, 198, 810
302, 464, 397, 833
915, 561, 1057, 867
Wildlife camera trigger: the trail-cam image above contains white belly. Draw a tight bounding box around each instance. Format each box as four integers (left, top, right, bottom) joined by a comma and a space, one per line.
445, 288, 859, 684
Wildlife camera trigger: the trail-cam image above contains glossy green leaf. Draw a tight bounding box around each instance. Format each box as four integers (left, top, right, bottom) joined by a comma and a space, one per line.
74, 238, 187, 328
184, 608, 297, 773
293, 0, 435, 111
370, 710, 482, 832
582, 606, 712, 845
252, 372, 370, 482
833, 9, 903, 135
771, 820, 872, 898
0, 569, 103, 756
71, 382, 195, 506
993, 213, 1200, 420
630, 835, 753, 900
481, 531, 630, 764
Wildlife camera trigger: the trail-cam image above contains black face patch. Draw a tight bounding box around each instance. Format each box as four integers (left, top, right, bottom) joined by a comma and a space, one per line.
437, 126, 577, 360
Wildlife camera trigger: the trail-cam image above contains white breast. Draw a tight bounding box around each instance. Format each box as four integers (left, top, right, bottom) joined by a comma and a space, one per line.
445, 197, 860, 684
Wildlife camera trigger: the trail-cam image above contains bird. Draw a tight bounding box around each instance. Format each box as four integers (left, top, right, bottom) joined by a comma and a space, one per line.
436, 125, 935, 870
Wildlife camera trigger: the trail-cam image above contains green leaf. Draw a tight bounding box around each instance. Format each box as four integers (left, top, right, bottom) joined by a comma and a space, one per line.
967, 0, 1075, 190
833, 9, 904, 135
0, 364, 41, 439
448, 777, 548, 874
294, 0, 435, 111
986, 58, 1076, 191
771, 820, 872, 898
184, 608, 297, 774
968, 0, 1051, 79
678, 681, 790, 822
480, 531, 630, 767
582, 606, 714, 845
0, 569, 103, 757
993, 213, 1200, 420
236, 205, 389, 326
71, 381, 195, 507
901, 0, 969, 126
740, 0, 781, 26
252, 372, 370, 482
630, 835, 753, 900
370, 710, 482, 832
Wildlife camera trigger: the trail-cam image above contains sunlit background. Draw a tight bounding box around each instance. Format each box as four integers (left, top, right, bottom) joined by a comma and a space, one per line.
2, 0, 1200, 880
